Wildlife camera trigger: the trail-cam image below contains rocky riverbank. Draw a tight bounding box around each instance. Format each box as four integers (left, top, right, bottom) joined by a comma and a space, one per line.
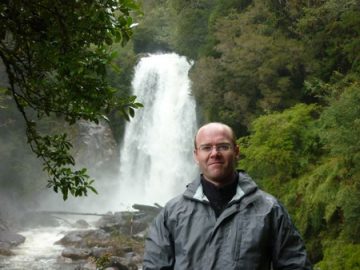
0, 204, 161, 270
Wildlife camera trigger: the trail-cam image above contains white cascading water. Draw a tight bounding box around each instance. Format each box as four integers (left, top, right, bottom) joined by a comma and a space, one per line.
116, 53, 198, 208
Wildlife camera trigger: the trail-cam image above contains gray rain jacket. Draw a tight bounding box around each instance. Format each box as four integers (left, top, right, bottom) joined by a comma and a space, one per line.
143, 172, 312, 270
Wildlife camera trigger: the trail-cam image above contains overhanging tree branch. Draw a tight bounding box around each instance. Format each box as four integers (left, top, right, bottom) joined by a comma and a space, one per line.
0, 0, 143, 200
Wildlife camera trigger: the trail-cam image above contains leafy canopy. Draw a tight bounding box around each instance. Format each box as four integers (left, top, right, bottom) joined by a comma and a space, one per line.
0, 0, 142, 200
238, 103, 320, 186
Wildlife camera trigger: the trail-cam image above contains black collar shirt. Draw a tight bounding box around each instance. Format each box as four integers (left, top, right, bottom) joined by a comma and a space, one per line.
201, 174, 238, 218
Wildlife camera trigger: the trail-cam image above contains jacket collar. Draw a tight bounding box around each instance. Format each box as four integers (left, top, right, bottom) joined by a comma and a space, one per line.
184, 171, 258, 203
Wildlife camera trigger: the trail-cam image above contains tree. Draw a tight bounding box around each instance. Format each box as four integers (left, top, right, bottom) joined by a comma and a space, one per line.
0, 0, 142, 200
238, 103, 320, 187
297, 0, 360, 80
167, 0, 216, 59
320, 80, 360, 175
130, 0, 173, 54
190, 1, 307, 135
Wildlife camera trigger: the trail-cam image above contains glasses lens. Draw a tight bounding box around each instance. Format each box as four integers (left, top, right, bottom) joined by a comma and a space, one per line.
199, 143, 232, 152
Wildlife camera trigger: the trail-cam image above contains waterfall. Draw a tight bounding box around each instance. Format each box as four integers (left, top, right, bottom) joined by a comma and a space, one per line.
116, 53, 198, 208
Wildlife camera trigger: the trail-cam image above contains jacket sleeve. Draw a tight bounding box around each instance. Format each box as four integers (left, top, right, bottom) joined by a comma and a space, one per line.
143, 208, 175, 270
271, 202, 313, 270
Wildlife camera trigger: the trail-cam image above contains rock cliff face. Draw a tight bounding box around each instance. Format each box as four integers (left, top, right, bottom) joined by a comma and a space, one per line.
73, 119, 119, 175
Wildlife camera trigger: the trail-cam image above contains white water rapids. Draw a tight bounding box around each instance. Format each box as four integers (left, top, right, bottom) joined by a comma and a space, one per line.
0, 216, 98, 270
0, 227, 67, 270
0, 53, 199, 269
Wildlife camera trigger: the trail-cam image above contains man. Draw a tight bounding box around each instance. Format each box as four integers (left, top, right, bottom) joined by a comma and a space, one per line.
143, 122, 312, 269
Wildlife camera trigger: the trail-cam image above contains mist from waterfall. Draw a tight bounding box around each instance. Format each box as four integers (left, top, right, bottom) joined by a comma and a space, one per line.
116, 53, 198, 209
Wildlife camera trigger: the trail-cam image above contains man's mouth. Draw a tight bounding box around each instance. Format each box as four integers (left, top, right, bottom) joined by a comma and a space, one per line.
208, 161, 223, 166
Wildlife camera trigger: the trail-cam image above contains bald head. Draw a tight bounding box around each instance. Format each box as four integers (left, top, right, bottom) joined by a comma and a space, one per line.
194, 122, 237, 149
193, 122, 239, 186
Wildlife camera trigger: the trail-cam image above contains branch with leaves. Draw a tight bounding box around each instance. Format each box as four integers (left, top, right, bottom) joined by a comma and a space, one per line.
0, 0, 143, 200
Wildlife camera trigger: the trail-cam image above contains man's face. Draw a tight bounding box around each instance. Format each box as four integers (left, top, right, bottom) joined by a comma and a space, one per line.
194, 123, 239, 186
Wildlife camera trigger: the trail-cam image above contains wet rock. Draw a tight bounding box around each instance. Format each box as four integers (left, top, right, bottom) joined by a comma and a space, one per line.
96, 209, 156, 236
0, 242, 11, 249
89, 229, 111, 241
75, 260, 97, 270
91, 246, 113, 258
108, 256, 138, 270
53, 208, 150, 269
74, 219, 90, 229
132, 204, 162, 216
56, 230, 84, 246
62, 247, 91, 260
55, 229, 110, 247
96, 212, 130, 233
0, 231, 25, 256
0, 231, 25, 246
124, 251, 143, 265
74, 119, 118, 173
0, 242, 14, 256
0, 248, 14, 256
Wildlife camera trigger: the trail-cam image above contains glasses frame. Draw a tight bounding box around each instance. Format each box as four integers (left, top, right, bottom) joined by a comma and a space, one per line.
196, 143, 234, 153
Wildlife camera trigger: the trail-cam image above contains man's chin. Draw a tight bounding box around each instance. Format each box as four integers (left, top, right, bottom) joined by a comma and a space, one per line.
204, 170, 236, 185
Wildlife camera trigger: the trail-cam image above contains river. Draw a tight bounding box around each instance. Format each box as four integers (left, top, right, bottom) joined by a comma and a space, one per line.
0, 215, 99, 269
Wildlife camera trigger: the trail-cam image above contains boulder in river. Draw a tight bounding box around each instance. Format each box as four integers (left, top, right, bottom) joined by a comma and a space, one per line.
55, 229, 111, 247
0, 230, 25, 256
62, 247, 92, 260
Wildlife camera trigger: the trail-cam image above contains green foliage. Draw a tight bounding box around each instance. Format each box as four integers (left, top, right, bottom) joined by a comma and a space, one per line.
132, 4, 172, 53
238, 91, 360, 262
94, 253, 112, 270
316, 241, 360, 270
168, 0, 216, 59
0, 0, 142, 199
91, 231, 144, 269
295, 159, 342, 236
30, 131, 98, 200
238, 103, 320, 184
190, 1, 307, 134
106, 43, 140, 142
336, 182, 360, 241
297, 0, 360, 79
320, 81, 360, 174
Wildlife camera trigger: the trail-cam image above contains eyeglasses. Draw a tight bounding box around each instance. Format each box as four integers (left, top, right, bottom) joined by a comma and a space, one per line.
197, 143, 233, 153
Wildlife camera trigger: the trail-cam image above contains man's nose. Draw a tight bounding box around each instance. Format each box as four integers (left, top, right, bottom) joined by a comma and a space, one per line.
209, 147, 220, 156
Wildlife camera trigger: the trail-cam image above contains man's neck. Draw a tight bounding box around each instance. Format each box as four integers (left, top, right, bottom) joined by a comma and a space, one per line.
201, 173, 239, 217
202, 172, 237, 188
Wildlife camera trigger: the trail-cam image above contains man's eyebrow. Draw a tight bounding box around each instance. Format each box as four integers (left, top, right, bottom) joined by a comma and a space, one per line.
199, 142, 231, 146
